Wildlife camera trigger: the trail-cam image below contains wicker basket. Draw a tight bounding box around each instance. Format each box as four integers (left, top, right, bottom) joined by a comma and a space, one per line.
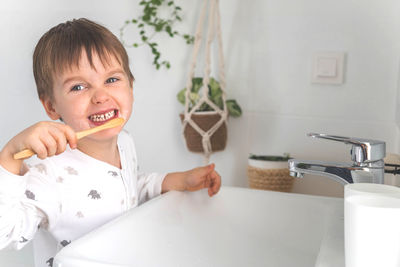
180, 112, 227, 152
247, 165, 294, 193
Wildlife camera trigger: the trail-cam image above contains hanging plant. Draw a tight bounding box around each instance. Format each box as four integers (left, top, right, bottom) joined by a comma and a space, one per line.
177, 77, 242, 117
120, 0, 194, 70
178, 77, 242, 153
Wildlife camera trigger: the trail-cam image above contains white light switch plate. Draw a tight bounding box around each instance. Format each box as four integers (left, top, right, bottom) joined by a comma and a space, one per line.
312, 52, 345, 85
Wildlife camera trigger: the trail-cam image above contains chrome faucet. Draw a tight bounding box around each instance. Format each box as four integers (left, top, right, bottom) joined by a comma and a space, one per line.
288, 133, 386, 185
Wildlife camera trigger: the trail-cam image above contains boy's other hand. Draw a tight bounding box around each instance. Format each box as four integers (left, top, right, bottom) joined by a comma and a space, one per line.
0, 121, 77, 174
183, 163, 221, 197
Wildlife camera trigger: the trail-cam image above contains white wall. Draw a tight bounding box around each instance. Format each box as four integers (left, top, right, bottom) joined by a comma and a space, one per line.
0, 1, 399, 193
129, 0, 400, 196
1, 0, 400, 264
1, 0, 399, 188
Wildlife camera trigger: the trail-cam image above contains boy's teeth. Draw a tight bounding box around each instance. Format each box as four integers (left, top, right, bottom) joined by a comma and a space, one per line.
90, 110, 115, 122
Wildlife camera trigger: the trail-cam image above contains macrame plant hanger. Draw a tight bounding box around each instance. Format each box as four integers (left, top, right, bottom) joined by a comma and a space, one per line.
182, 0, 228, 165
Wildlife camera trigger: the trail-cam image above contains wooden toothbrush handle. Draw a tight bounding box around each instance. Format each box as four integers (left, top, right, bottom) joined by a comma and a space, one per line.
13, 149, 35, 160
13, 118, 124, 160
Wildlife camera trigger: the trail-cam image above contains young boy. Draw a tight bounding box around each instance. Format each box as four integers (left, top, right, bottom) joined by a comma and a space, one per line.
0, 18, 221, 267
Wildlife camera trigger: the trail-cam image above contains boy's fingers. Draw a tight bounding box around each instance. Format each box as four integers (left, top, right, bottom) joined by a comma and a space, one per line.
49, 128, 67, 155
209, 171, 221, 196
62, 125, 78, 149
196, 163, 215, 177
40, 134, 57, 157
209, 163, 215, 170
203, 175, 211, 188
30, 140, 48, 159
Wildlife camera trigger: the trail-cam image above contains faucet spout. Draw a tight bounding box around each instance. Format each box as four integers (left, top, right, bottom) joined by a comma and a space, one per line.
288, 159, 385, 185
288, 133, 386, 185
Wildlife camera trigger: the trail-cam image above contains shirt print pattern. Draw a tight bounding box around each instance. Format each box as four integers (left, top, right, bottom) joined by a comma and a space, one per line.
34, 163, 47, 175
108, 170, 118, 177
46, 257, 53, 267
88, 190, 101, 199
60, 240, 71, 247
25, 190, 35, 200
65, 166, 78, 175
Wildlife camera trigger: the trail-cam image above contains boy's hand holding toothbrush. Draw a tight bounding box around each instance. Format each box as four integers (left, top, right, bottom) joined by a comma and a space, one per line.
0, 121, 77, 174
0, 118, 124, 175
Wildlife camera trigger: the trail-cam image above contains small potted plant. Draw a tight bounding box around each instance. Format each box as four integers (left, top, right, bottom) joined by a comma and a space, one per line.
177, 77, 242, 152
247, 153, 294, 192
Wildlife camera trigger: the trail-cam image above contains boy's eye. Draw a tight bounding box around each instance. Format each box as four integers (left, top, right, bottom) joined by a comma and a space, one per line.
71, 84, 85, 91
106, 77, 119, 83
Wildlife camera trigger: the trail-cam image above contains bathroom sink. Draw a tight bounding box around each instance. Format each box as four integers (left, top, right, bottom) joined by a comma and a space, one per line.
54, 186, 344, 267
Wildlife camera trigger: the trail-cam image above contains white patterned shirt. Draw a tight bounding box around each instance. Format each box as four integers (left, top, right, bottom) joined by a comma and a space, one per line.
0, 130, 165, 267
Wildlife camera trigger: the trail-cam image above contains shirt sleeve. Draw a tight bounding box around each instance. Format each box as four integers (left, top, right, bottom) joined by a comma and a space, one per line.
0, 159, 60, 250
137, 171, 166, 205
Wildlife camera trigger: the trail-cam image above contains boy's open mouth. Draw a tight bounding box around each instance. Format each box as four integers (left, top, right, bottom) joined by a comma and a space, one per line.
88, 109, 119, 124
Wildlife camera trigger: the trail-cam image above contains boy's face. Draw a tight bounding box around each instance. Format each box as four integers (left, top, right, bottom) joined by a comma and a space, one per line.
43, 50, 133, 141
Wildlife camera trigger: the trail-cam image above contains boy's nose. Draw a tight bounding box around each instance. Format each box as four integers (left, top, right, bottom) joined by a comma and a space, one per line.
91, 88, 110, 104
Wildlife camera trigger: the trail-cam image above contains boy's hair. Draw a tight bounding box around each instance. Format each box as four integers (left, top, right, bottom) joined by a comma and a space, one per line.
33, 18, 134, 101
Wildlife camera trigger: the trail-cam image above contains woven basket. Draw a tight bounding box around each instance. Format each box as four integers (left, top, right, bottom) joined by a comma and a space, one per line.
180, 112, 227, 152
248, 166, 294, 192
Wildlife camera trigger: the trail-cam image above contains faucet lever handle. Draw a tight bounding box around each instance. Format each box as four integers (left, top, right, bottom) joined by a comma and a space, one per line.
307, 133, 386, 163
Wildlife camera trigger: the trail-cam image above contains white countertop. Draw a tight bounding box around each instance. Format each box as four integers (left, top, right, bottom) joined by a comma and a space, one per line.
55, 186, 344, 267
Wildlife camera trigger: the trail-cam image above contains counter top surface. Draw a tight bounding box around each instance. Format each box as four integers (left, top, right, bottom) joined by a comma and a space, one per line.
55, 186, 344, 267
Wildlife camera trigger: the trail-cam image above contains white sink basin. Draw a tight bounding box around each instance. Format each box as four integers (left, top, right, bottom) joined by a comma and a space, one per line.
54, 186, 344, 267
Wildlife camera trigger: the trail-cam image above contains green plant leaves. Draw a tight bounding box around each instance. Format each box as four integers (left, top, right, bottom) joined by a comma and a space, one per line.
177, 89, 200, 106
177, 88, 185, 104
192, 77, 203, 93
177, 77, 242, 117
120, 0, 194, 70
226, 99, 242, 117
209, 77, 220, 96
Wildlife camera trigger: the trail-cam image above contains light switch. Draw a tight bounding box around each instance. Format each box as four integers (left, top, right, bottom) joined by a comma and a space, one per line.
316, 57, 337, 77
312, 52, 345, 84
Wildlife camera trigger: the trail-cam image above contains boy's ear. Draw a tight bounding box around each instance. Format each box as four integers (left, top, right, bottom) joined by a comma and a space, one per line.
41, 98, 61, 120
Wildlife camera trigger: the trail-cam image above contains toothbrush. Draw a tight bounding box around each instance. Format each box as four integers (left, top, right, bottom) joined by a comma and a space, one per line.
13, 117, 125, 160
